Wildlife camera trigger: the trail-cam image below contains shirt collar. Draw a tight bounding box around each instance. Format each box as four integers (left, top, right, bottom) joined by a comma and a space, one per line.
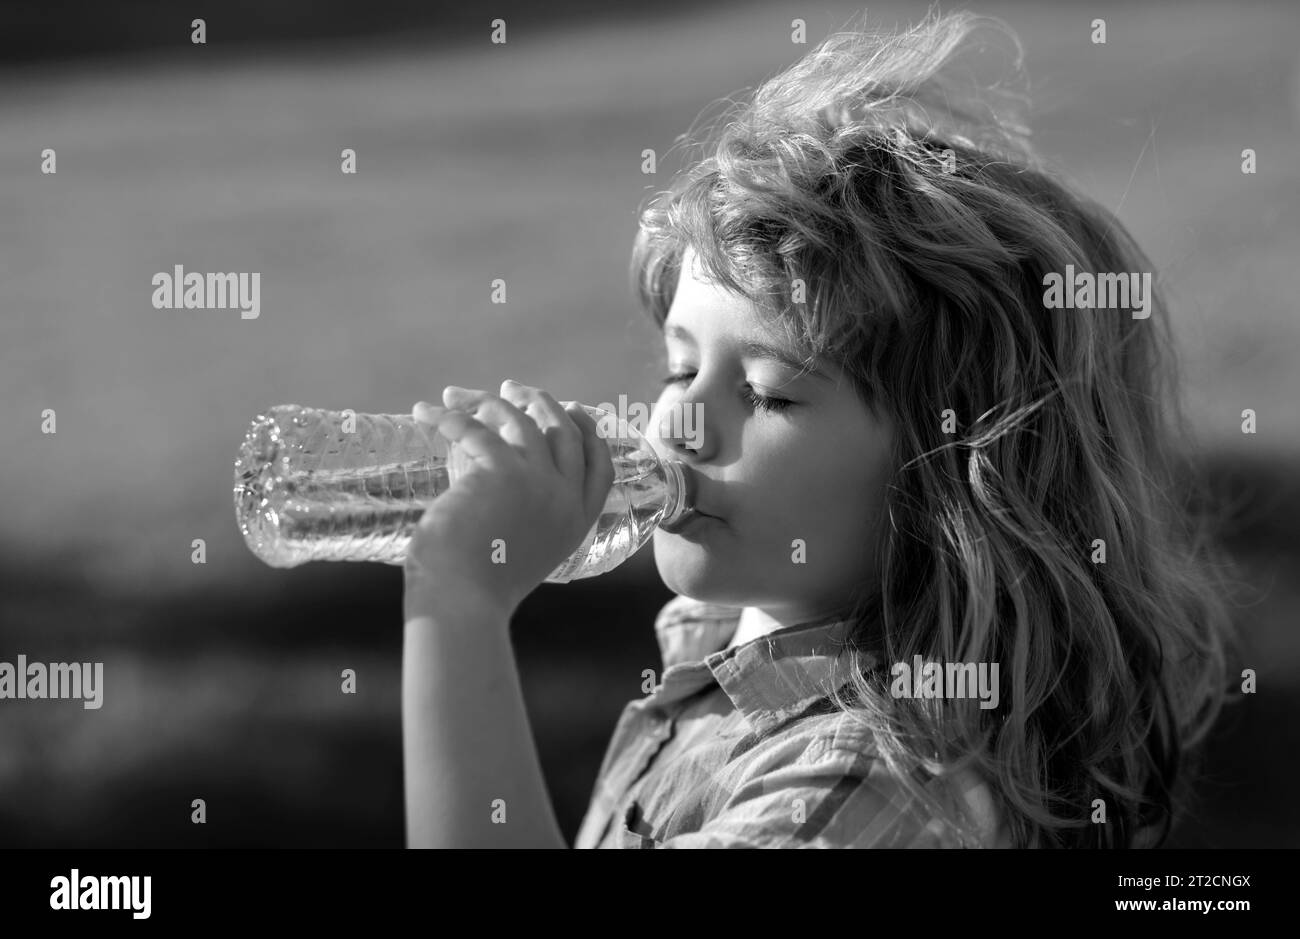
647, 595, 876, 736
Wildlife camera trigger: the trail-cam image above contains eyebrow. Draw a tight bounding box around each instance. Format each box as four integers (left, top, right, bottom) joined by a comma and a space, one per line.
664, 321, 830, 383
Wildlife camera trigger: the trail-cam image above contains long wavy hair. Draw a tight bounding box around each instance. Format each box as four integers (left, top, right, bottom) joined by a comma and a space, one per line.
628, 8, 1246, 847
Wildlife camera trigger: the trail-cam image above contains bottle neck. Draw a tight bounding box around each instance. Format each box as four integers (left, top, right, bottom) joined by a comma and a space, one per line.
658, 458, 698, 531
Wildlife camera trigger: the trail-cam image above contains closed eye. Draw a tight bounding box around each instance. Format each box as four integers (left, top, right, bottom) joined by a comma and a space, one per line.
659, 371, 793, 414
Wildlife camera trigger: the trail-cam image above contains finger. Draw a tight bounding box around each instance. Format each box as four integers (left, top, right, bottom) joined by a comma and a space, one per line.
499, 380, 584, 482
441, 386, 549, 464
412, 401, 447, 454
413, 400, 447, 424
565, 402, 617, 523
430, 408, 513, 472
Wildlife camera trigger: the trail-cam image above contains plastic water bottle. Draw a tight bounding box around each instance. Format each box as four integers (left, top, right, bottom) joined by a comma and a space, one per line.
232, 403, 699, 582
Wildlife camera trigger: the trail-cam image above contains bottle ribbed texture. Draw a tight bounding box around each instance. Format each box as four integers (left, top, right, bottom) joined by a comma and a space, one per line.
233, 403, 688, 582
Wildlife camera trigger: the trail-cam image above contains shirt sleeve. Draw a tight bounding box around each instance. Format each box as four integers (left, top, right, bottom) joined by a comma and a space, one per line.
642, 744, 973, 849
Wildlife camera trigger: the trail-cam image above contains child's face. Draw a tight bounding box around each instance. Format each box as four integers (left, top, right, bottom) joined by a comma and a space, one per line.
648, 246, 895, 627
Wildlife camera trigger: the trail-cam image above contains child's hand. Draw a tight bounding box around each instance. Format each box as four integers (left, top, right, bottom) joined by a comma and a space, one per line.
402, 380, 615, 623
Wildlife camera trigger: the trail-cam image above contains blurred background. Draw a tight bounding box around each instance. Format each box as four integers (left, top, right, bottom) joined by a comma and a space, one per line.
1, 0, 1297, 847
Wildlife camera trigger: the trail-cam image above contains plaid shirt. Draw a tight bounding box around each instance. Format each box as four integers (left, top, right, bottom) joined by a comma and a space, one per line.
574, 595, 1011, 848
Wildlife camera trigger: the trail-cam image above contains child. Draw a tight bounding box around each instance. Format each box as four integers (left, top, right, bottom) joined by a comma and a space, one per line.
401, 9, 1241, 849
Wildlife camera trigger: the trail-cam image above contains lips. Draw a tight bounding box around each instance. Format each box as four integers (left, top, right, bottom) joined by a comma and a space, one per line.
685, 506, 725, 526
669, 509, 718, 534
660, 503, 723, 534
683, 480, 720, 521
687, 487, 724, 521
656, 455, 724, 525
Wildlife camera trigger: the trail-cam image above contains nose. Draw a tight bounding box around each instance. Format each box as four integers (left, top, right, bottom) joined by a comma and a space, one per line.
651, 397, 710, 462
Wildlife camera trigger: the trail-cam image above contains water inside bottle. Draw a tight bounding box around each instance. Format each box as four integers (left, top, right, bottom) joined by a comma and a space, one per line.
544, 463, 672, 581
234, 406, 677, 578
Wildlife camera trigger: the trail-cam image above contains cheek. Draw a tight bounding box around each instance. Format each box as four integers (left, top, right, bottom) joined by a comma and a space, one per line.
760, 443, 889, 561
773, 488, 865, 562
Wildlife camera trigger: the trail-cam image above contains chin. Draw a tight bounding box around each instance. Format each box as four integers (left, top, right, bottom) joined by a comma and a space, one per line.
652, 533, 749, 605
